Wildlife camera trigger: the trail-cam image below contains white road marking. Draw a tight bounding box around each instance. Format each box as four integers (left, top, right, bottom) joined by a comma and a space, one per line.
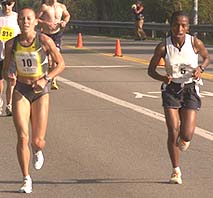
139, 91, 213, 98
58, 76, 213, 141
133, 92, 159, 99
147, 91, 161, 94
200, 91, 213, 97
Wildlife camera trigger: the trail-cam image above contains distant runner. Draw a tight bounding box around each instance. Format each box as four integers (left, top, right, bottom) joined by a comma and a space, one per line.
37, 0, 70, 90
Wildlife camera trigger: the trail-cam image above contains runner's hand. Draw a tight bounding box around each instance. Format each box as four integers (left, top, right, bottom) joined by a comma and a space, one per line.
192, 67, 202, 80
163, 74, 172, 84
32, 78, 46, 93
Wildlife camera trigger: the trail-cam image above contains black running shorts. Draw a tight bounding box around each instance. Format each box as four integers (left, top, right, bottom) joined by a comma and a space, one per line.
161, 81, 201, 110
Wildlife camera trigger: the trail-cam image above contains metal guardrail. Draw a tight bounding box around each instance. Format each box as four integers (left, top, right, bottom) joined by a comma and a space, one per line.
69, 20, 213, 33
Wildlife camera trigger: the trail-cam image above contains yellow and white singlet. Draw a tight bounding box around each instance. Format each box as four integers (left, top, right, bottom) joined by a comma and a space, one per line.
13, 33, 48, 78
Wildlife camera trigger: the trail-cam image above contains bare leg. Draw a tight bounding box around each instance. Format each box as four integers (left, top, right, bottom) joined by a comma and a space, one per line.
0, 79, 3, 95
12, 90, 31, 177
138, 19, 146, 39
164, 108, 180, 168
0, 79, 3, 113
31, 94, 49, 151
6, 77, 16, 115
179, 109, 197, 141
6, 77, 16, 106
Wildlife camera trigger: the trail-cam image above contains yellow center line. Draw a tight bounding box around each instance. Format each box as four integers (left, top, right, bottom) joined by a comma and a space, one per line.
101, 52, 150, 65
63, 45, 213, 80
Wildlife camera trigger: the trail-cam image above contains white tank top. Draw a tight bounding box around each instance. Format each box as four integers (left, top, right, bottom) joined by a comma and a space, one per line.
165, 34, 198, 84
0, 11, 20, 60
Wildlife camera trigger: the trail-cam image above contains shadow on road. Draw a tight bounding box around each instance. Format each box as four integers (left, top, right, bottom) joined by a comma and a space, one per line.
0, 178, 170, 187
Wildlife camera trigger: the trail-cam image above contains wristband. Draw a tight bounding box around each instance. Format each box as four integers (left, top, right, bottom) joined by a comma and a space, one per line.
199, 65, 205, 73
44, 74, 52, 83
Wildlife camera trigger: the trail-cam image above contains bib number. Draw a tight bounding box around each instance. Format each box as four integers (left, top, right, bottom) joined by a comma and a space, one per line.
172, 64, 193, 78
22, 59, 33, 67
0, 27, 14, 41
16, 52, 39, 75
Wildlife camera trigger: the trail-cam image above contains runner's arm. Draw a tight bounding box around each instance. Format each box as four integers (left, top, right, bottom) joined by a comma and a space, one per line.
148, 42, 172, 84
60, 5, 71, 28
194, 37, 210, 70
2, 39, 14, 80
40, 34, 65, 79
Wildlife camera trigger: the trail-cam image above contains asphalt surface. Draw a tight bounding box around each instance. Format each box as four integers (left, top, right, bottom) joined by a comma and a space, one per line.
0, 34, 212, 198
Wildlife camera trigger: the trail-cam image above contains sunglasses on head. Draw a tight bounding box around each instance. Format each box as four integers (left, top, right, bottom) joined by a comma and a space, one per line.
2, 2, 13, 6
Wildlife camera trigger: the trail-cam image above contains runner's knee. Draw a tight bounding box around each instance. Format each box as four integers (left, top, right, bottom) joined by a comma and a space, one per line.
180, 133, 193, 142
32, 138, 45, 150
17, 135, 29, 147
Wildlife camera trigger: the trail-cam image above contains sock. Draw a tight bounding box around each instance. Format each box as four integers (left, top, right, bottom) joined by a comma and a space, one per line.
24, 175, 31, 180
173, 167, 181, 174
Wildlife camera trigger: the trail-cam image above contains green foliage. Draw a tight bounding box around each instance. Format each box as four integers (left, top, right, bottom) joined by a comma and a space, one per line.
18, 0, 213, 24
64, 0, 97, 20
199, 0, 213, 24
17, 0, 41, 11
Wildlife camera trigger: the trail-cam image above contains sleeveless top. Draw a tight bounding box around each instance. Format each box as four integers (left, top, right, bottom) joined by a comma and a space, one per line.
165, 34, 198, 84
0, 11, 20, 60
134, 5, 144, 20
12, 33, 48, 78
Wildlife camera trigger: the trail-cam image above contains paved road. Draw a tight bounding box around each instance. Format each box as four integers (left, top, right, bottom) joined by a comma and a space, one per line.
0, 34, 212, 197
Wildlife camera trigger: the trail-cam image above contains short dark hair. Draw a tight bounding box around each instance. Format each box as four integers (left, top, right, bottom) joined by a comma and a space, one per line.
170, 10, 189, 25
18, 7, 36, 18
136, 1, 142, 6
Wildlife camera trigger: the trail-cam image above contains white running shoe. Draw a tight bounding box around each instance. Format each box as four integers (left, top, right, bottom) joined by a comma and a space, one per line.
19, 176, 32, 193
178, 138, 190, 152
5, 103, 12, 116
169, 171, 182, 184
33, 150, 44, 170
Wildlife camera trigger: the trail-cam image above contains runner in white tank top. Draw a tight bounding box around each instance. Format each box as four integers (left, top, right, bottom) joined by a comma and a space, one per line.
0, 0, 20, 115
165, 33, 198, 84
148, 11, 210, 184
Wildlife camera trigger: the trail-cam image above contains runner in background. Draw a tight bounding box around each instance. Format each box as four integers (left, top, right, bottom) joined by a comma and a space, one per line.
0, 0, 20, 115
132, 1, 146, 41
36, 0, 70, 90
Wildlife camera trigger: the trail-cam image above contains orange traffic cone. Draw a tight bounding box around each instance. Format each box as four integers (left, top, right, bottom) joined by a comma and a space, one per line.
158, 57, 165, 66
76, 33, 83, 48
114, 39, 123, 57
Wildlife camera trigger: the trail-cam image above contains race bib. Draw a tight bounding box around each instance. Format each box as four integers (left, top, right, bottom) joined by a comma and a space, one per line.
15, 52, 40, 76
0, 27, 14, 41
172, 64, 193, 79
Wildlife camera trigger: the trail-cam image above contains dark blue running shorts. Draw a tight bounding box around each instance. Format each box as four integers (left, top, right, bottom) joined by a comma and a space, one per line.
0, 60, 3, 80
45, 31, 63, 51
161, 81, 201, 110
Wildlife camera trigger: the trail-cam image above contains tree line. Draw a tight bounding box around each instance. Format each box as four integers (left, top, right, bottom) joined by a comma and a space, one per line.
64, 0, 213, 24
16, 0, 213, 25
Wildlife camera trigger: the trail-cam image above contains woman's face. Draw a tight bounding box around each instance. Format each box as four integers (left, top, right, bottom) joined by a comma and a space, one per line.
2, 1, 15, 16
171, 16, 189, 41
18, 9, 38, 33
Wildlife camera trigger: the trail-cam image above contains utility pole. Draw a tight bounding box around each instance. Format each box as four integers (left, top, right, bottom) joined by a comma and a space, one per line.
193, 0, 198, 25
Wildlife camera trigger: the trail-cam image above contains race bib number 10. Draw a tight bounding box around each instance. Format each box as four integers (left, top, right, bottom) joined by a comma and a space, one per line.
0, 27, 14, 41
15, 52, 39, 75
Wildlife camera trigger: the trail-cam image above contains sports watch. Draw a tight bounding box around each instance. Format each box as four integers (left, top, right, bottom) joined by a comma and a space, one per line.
199, 65, 205, 73
44, 74, 52, 83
